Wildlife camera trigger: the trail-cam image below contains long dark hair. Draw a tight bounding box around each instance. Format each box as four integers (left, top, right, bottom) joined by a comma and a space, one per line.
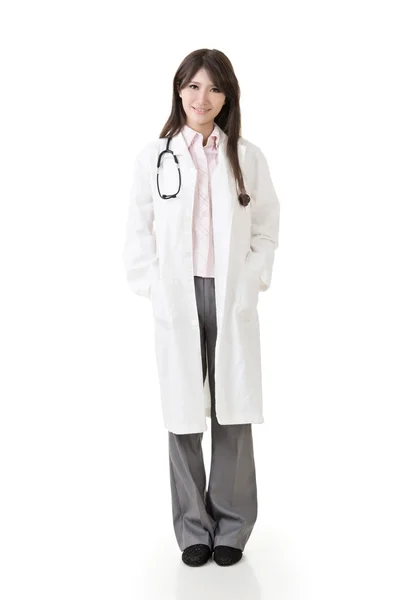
159, 48, 250, 206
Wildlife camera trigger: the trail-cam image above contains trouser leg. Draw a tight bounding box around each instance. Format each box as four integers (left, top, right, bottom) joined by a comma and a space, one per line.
203, 277, 258, 551
167, 276, 216, 551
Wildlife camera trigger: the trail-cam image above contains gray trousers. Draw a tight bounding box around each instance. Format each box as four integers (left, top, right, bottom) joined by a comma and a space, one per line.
168, 275, 258, 552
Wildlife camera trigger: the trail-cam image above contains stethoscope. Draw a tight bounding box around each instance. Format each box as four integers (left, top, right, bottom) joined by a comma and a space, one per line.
156, 137, 182, 199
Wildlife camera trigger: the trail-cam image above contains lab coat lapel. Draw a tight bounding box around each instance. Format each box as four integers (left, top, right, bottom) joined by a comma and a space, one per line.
167, 130, 196, 172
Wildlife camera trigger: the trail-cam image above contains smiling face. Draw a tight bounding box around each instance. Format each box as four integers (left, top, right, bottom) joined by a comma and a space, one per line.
178, 67, 226, 134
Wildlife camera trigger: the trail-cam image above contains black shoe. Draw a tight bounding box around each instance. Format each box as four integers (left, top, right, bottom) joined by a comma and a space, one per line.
213, 545, 243, 566
182, 544, 212, 567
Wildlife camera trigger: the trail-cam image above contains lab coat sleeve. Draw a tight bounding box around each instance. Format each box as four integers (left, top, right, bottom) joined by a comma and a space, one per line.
246, 146, 280, 292
123, 147, 158, 299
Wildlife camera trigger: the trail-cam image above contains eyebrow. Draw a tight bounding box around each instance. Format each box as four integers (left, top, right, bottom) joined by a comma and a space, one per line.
189, 81, 217, 86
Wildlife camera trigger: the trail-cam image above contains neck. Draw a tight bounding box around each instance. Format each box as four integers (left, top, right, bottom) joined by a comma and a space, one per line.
186, 120, 214, 144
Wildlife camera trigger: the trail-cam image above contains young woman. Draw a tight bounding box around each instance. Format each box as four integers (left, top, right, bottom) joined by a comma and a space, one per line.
123, 48, 280, 567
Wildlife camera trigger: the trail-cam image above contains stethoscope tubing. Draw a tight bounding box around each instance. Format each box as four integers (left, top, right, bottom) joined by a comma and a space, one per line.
156, 137, 182, 199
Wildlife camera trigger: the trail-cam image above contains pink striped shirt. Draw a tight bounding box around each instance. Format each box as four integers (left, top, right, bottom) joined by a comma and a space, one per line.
181, 122, 221, 278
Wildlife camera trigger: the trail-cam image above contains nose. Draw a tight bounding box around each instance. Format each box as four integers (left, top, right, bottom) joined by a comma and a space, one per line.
198, 90, 209, 106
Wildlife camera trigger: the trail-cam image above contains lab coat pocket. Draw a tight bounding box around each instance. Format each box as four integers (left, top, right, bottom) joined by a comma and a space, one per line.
237, 261, 260, 321
151, 278, 172, 327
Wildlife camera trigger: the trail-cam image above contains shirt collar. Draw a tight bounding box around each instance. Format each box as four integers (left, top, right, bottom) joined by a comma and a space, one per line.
181, 122, 221, 150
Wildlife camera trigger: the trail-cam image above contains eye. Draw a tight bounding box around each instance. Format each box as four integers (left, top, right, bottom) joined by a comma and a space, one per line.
188, 84, 221, 92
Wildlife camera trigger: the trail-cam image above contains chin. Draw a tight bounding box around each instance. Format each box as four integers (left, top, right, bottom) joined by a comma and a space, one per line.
194, 113, 214, 121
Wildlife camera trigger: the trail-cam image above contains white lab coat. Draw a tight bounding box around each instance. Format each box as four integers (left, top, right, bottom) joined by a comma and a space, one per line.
123, 126, 280, 434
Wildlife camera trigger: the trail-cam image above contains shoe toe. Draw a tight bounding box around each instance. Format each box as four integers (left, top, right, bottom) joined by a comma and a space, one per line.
213, 545, 243, 566
182, 544, 212, 566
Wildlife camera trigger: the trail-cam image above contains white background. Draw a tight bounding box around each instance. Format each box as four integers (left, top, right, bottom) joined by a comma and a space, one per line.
1, 0, 399, 598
